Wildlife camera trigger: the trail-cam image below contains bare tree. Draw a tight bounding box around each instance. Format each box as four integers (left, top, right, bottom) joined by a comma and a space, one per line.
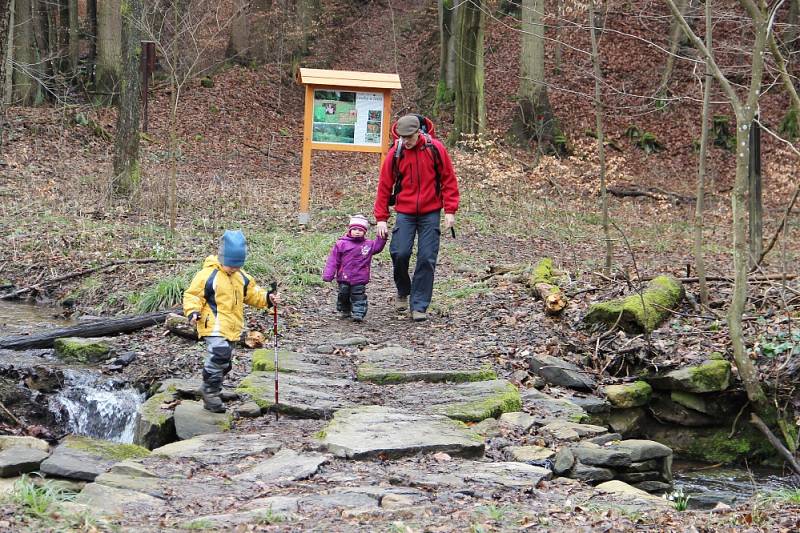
693, 0, 712, 308
590, 1, 612, 275
96, 0, 121, 103
435, 0, 458, 113
112, 0, 143, 198
451, 0, 486, 144
0, 0, 12, 107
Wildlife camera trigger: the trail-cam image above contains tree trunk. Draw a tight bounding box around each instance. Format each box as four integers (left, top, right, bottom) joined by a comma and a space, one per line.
96, 0, 121, 104
694, 0, 711, 308
0, 0, 12, 107
67, 0, 78, 76
13, 0, 38, 105
87, 0, 96, 64
512, 0, 560, 152
658, 0, 688, 96
786, 0, 799, 52
435, 0, 457, 113
0, 311, 173, 349
589, 2, 612, 275
748, 113, 762, 265
225, 0, 250, 63
554, 0, 564, 73
112, 0, 143, 198
58, 0, 68, 72
451, 0, 485, 144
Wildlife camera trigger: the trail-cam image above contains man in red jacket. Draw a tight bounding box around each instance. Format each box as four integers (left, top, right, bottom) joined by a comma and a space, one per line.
374, 114, 460, 322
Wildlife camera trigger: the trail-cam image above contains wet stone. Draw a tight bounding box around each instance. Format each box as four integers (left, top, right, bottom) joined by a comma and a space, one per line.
174, 401, 231, 440
0, 446, 50, 477
356, 347, 494, 384
322, 406, 485, 460
237, 372, 356, 418
234, 449, 329, 482
152, 433, 280, 464
526, 354, 596, 390
251, 349, 344, 376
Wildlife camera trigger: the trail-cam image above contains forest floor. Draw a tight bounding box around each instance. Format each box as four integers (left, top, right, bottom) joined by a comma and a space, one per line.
1, 0, 800, 530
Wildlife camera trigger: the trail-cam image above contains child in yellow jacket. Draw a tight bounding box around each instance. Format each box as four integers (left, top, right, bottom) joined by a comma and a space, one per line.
183, 230, 279, 412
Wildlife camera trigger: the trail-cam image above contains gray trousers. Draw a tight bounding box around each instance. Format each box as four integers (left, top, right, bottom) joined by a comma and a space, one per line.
390, 211, 441, 312
202, 336, 233, 392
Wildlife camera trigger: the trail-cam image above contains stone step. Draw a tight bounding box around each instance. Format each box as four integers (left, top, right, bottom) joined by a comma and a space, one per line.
355, 347, 495, 384
236, 371, 356, 418
385, 379, 522, 422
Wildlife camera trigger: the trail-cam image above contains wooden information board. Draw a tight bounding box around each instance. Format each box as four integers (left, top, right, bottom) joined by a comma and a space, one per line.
296, 68, 401, 224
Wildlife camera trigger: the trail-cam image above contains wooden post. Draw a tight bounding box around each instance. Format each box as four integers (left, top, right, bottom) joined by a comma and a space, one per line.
381, 89, 392, 167
299, 84, 314, 225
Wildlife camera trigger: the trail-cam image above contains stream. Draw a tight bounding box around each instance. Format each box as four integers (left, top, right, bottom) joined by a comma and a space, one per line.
1, 300, 144, 443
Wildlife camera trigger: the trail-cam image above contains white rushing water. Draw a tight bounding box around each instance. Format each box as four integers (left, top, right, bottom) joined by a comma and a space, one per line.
49, 369, 144, 443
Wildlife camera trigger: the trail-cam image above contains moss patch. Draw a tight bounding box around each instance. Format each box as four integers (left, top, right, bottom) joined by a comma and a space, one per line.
63, 435, 150, 461
139, 391, 175, 426
604, 381, 652, 408
252, 349, 297, 373
584, 275, 684, 333
530, 257, 557, 286
441, 383, 522, 422
688, 360, 731, 392
53, 337, 113, 363
235, 373, 273, 410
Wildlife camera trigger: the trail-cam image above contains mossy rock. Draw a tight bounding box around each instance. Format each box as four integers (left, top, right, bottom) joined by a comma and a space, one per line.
647, 360, 731, 393
584, 275, 684, 333
54, 337, 113, 363
252, 349, 298, 373
604, 381, 652, 408
646, 424, 775, 464
200, 77, 214, 88
134, 391, 178, 450
63, 435, 150, 461
436, 381, 522, 422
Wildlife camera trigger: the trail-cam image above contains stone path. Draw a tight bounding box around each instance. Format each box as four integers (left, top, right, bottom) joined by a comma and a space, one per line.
2, 336, 681, 530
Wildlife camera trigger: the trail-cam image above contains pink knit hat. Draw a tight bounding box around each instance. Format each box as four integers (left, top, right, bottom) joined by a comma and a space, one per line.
348, 214, 369, 233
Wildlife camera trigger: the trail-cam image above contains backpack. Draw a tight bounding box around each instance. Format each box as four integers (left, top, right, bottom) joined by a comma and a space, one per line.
388, 114, 443, 207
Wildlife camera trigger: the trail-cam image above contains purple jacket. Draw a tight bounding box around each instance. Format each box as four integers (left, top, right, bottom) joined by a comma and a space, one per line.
322, 234, 386, 285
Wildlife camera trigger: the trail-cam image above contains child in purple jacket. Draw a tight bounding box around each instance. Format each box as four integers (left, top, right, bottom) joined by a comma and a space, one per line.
322, 215, 387, 322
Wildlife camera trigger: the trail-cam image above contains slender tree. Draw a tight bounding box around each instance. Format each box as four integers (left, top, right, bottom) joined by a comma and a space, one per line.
590, 1, 612, 275
13, 0, 39, 104
658, 0, 689, 97
96, 0, 121, 103
435, 0, 458, 113
0, 0, 12, 107
693, 0, 712, 308
451, 0, 486, 144
112, 0, 143, 198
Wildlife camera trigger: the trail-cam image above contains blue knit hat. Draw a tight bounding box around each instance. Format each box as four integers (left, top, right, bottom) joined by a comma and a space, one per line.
219, 230, 247, 267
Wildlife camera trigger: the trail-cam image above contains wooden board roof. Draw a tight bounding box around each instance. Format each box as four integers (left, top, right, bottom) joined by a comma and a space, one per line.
298, 68, 402, 90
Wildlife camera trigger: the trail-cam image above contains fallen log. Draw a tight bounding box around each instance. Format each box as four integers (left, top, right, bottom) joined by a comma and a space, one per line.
527, 258, 567, 315
584, 275, 685, 333
0, 310, 172, 350
165, 313, 198, 341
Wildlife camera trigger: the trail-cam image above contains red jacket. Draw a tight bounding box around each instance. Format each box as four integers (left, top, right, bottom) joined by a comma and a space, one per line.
374, 119, 459, 222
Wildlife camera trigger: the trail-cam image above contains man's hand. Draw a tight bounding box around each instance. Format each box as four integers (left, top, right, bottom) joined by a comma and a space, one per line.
376, 221, 388, 238
444, 213, 455, 229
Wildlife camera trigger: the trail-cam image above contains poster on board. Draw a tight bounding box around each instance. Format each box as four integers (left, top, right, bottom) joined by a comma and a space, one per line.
312, 90, 383, 146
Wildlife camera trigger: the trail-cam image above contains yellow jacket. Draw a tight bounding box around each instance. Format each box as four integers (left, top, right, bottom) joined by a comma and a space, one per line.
183, 255, 272, 341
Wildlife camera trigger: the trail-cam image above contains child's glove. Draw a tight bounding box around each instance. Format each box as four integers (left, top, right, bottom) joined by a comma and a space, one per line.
187, 312, 200, 326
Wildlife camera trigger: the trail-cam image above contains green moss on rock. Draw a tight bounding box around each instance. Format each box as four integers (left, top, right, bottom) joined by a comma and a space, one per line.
604, 381, 652, 408
64, 435, 150, 461
235, 372, 273, 410
584, 275, 684, 333
689, 360, 730, 392
531, 258, 557, 286
441, 383, 522, 422
54, 337, 113, 363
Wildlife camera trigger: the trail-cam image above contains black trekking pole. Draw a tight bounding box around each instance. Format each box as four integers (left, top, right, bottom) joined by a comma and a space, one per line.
270, 282, 279, 420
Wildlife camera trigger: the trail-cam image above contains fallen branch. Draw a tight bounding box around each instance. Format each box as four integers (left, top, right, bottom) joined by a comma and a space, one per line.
607, 186, 694, 204
0, 310, 174, 349
749, 413, 800, 476
0, 399, 22, 426
2, 258, 196, 300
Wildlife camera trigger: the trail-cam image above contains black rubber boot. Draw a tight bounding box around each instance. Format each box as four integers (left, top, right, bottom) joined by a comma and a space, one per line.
201, 383, 226, 413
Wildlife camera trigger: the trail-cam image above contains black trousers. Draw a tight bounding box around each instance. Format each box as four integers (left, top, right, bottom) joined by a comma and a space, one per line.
337, 282, 368, 319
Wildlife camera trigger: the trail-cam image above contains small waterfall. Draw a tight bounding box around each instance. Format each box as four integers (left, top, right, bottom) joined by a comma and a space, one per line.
49, 370, 144, 443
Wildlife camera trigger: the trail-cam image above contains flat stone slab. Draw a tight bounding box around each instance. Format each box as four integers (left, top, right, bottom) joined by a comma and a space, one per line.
646, 360, 731, 393
152, 433, 280, 464
527, 354, 596, 390
93, 472, 168, 498
538, 421, 608, 441
356, 347, 495, 384
157, 378, 202, 398
322, 406, 485, 460
385, 379, 521, 422
234, 448, 329, 482
521, 389, 587, 425
237, 371, 356, 418
499, 412, 537, 432
0, 436, 50, 453
174, 401, 231, 440
506, 445, 555, 464
251, 349, 346, 376
0, 446, 50, 477
594, 480, 672, 507
395, 461, 552, 490
39, 436, 147, 481
75, 482, 166, 515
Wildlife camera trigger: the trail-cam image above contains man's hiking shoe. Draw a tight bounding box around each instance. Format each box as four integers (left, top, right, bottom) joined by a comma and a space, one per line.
412, 311, 427, 322
395, 295, 409, 311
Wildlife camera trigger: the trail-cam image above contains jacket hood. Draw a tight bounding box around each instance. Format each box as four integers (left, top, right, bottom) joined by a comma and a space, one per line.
203, 255, 224, 269
391, 115, 436, 141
